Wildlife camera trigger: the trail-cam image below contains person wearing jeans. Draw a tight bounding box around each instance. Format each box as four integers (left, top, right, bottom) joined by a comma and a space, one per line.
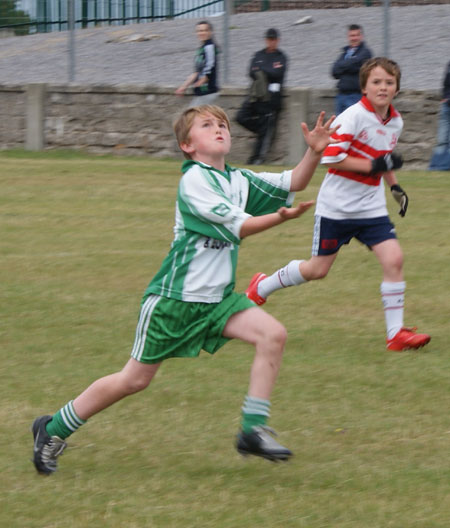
429, 61, 450, 171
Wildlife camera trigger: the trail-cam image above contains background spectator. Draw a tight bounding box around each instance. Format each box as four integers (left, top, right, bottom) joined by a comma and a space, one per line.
428, 60, 450, 170
175, 20, 219, 107
331, 24, 372, 115
236, 28, 288, 165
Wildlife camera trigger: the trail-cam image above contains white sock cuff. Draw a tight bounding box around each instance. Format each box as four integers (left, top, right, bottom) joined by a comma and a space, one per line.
287, 260, 307, 285
381, 281, 406, 294
242, 396, 271, 417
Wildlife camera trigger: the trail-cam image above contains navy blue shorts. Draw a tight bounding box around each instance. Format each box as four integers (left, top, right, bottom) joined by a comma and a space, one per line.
312, 215, 397, 256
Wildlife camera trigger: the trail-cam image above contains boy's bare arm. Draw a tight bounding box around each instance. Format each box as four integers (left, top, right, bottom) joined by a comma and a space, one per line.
382, 170, 398, 187
290, 112, 339, 191
326, 156, 408, 216
325, 152, 403, 175
325, 156, 373, 174
239, 201, 315, 239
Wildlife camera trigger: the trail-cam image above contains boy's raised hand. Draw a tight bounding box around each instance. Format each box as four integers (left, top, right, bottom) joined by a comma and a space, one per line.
301, 111, 340, 154
278, 200, 315, 220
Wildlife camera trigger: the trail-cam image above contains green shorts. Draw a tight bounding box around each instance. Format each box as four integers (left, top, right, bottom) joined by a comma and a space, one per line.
130, 292, 254, 364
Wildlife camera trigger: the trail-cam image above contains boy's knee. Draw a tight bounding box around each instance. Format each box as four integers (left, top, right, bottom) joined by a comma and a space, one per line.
121, 374, 151, 395
394, 252, 404, 269
266, 321, 287, 350
307, 267, 329, 281
314, 269, 329, 280
385, 250, 404, 276
301, 258, 332, 281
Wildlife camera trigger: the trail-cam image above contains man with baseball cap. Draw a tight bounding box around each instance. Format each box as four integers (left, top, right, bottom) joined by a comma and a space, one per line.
236, 28, 288, 165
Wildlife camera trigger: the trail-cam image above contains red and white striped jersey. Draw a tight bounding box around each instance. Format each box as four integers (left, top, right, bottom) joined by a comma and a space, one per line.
317, 96, 403, 220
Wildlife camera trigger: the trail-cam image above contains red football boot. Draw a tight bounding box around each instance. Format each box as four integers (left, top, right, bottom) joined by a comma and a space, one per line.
386, 327, 431, 351
245, 272, 268, 306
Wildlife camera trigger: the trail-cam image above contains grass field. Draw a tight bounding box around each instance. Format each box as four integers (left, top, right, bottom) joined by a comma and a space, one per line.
1, 150, 449, 528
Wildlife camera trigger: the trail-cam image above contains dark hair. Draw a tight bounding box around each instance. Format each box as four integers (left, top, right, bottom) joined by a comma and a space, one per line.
196, 20, 213, 32
348, 24, 362, 31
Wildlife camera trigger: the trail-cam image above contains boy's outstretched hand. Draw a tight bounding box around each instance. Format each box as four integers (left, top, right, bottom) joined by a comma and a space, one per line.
278, 200, 315, 220
301, 111, 340, 154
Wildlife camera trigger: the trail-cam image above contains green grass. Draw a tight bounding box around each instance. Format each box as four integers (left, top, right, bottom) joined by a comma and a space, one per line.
1, 150, 449, 528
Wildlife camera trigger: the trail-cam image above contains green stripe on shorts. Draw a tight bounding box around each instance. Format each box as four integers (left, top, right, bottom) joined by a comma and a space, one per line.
131, 292, 254, 364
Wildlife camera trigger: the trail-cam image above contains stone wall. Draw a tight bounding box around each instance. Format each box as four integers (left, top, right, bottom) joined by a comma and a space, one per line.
0, 83, 441, 168
0, 85, 26, 148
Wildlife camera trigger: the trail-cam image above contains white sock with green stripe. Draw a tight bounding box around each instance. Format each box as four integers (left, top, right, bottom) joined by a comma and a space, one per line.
241, 395, 271, 434
46, 400, 86, 440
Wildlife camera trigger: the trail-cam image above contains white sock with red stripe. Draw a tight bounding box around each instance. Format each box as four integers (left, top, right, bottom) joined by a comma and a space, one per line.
381, 281, 405, 339
258, 260, 306, 298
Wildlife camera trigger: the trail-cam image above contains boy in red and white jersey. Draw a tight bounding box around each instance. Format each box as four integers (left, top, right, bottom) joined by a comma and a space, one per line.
247, 57, 430, 352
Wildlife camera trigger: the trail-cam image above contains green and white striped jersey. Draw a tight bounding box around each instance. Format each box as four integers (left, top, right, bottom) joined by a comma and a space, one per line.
145, 160, 294, 303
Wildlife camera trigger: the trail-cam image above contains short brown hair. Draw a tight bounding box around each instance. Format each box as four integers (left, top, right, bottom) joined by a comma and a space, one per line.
196, 20, 213, 31
359, 57, 401, 92
173, 105, 231, 159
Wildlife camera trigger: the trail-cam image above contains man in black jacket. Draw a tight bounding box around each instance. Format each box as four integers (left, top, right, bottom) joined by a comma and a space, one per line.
331, 24, 372, 115
236, 28, 288, 165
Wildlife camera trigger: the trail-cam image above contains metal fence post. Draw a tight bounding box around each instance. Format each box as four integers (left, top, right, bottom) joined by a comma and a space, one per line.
223, 0, 230, 84
82, 0, 88, 28
383, 0, 390, 57
167, 0, 175, 19
68, 0, 75, 81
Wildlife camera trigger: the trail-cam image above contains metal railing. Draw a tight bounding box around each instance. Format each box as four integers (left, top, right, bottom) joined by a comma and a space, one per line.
1, 0, 225, 34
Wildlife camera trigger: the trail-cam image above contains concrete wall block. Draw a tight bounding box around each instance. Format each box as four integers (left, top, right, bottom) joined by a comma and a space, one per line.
0, 116, 25, 144
0, 84, 442, 168
67, 93, 110, 105
48, 92, 72, 105
80, 131, 105, 145
0, 102, 26, 118
111, 94, 147, 105
109, 106, 151, 121
115, 133, 150, 148
98, 132, 123, 146
401, 129, 433, 144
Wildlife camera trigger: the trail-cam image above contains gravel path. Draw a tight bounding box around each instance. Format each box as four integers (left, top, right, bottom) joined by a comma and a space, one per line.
0, 4, 449, 90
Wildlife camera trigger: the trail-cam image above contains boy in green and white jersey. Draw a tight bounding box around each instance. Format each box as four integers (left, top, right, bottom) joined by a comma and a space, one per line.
31, 105, 338, 473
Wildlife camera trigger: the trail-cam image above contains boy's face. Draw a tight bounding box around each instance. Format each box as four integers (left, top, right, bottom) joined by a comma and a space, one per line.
181, 112, 231, 166
362, 65, 398, 115
196, 24, 212, 42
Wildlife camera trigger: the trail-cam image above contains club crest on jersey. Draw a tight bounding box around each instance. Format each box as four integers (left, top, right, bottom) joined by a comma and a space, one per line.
389, 134, 398, 148
211, 203, 231, 217
358, 130, 369, 142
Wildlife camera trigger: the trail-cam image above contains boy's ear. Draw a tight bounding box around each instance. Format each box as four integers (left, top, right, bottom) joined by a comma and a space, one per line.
180, 141, 195, 155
